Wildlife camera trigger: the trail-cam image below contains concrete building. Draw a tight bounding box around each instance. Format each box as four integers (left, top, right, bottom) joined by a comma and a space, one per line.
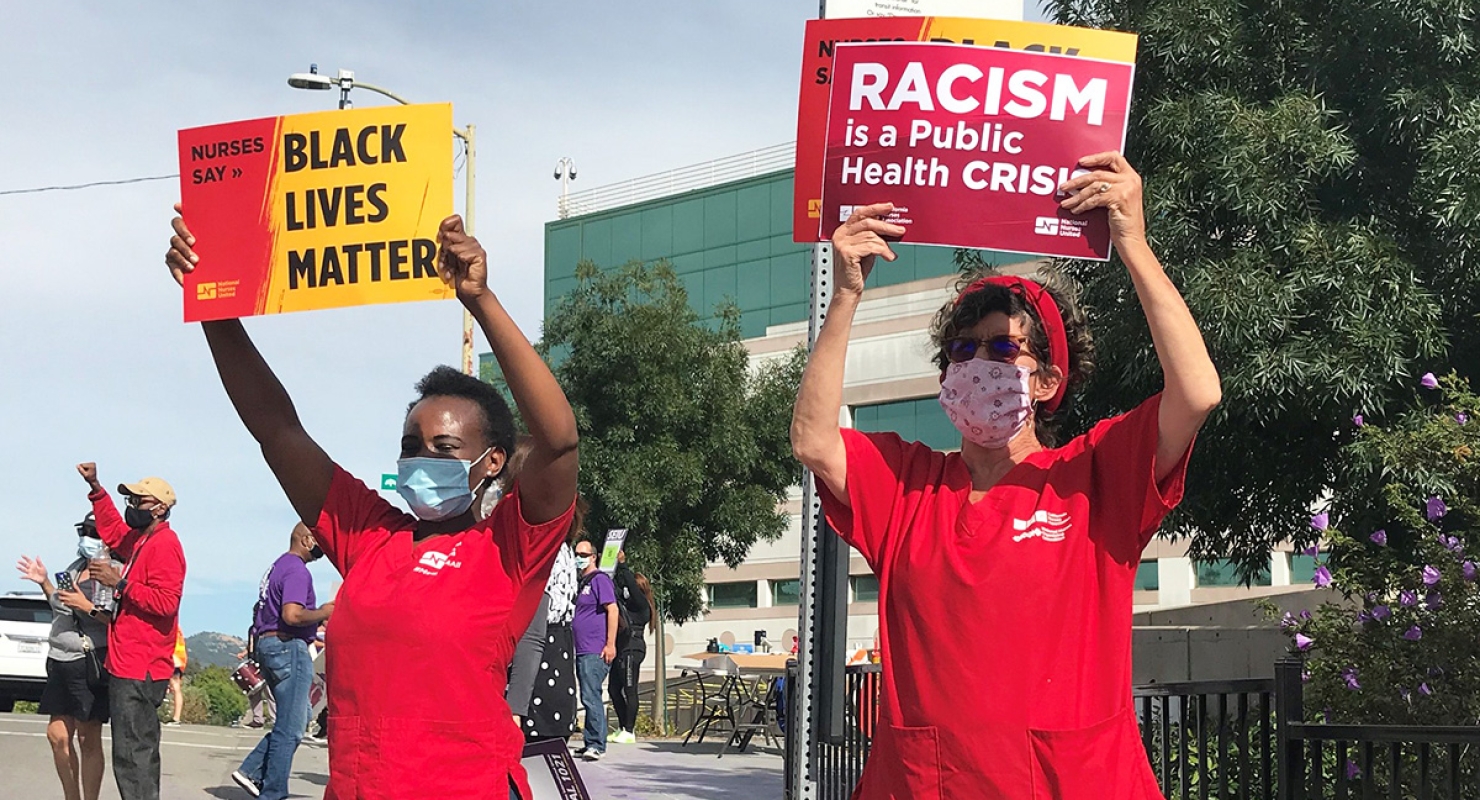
510, 144, 1319, 677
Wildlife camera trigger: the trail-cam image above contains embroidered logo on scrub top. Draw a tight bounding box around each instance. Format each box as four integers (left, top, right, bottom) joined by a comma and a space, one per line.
1011, 510, 1072, 543
414, 541, 465, 576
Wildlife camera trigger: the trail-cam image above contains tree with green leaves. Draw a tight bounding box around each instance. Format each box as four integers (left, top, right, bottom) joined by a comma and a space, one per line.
1034, 0, 1480, 576
1276, 374, 1480, 727
538, 259, 803, 726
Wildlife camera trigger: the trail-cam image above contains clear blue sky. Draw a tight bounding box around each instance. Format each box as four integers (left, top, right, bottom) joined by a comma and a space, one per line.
0, 1, 1048, 635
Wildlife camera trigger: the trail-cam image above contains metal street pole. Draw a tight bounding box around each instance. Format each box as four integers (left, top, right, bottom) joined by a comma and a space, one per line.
287, 65, 479, 376
554, 157, 577, 220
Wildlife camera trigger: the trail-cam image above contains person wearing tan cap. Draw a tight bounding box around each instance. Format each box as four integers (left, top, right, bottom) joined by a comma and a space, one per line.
75, 463, 186, 800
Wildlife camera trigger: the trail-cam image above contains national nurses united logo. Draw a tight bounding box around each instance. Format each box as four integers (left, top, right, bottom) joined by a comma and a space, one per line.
1011, 510, 1073, 543
414, 541, 465, 576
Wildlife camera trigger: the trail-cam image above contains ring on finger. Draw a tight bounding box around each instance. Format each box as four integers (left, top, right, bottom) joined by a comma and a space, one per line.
1097, 182, 1111, 194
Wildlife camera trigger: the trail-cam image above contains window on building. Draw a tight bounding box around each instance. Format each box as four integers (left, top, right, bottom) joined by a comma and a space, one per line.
1195, 558, 1272, 587
1134, 560, 1160, 591
707, 581, 758, 609
1289, 552, 1330, 585
851, 574, 880, 603
770, 579, 802, 606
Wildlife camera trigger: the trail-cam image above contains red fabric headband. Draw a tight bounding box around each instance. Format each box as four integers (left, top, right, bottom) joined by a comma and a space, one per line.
954, 276, 1070, 412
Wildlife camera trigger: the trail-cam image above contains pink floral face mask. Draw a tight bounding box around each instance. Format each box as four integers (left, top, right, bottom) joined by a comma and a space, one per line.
938, 360, 1033, 449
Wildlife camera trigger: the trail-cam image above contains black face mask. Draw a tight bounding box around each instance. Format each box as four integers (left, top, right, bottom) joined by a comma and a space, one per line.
124, 506, 155, 530
309, 545, 324, 561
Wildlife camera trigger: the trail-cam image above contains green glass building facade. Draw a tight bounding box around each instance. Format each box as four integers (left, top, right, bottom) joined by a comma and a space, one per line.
541, 169, 1035, 450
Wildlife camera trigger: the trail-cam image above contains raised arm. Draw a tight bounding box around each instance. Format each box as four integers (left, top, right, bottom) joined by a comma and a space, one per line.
1060, 153, 1222, 481
77, 463, 136, 556
437, 215, 578, 525
790, 204, 905, 506
166, 205, 334, 524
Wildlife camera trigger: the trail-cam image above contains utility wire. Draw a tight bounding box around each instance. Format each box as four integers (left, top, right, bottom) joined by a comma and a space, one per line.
0, 174, 179, 197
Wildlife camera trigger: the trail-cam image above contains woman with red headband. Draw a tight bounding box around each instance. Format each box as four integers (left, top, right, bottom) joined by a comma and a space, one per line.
791, 151, 1221, 800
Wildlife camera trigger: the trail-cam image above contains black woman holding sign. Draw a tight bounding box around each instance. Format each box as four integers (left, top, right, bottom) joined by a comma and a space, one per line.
790, 152, 1221, 799
166, 207, 578, 800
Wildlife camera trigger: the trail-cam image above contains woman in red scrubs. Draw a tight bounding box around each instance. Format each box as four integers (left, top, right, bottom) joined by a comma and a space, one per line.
165, 211, 577, 800
791, 152, 1222, 800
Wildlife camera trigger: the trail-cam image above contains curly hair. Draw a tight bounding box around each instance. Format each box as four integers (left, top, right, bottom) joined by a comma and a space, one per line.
408, 365, 517, 468
928, 269, 1096, 446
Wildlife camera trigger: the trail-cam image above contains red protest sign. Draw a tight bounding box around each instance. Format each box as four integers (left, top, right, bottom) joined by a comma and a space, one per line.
819, 41, 1135, 261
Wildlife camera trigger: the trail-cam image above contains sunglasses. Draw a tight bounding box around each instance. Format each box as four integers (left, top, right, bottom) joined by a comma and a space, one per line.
944, 335, 1031, 364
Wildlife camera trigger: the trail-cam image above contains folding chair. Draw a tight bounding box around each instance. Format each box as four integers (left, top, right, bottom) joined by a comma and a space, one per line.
720, 674, 782, 757
681, 661, 739, 746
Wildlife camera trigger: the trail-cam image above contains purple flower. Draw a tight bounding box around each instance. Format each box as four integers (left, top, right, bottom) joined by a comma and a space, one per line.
1346, 759, 1361, 780
1341, 667, 1361, 690
1295, 633, 1315, 651
1459, 413, 1470, 425
1422, 373, 1440, 389
1310, 513, 1329, 532
1400, 687, 1412, 701
1314, 565, 1334, 588
1404, 626, 1423, 641
1279, 612, 1297, 631
1423, 565, 1442, 586
1464, 561, 1477, 582
1426, 591, 1443, 609
1370, 529, 1388, 546
1427, 496, 1447, 522
1353, 414, 1365, 427
1299, 609, 1312, 621
1372, 605, 1392, 621
1357, 610, 1373, 623
1400, 590, 1418, 607
1301, 670, 1311, 683
1420, 682, 1433, 696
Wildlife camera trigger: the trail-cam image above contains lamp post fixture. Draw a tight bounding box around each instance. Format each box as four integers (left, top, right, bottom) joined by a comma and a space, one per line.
287, 64, 479, 377
554, 157, 577, 219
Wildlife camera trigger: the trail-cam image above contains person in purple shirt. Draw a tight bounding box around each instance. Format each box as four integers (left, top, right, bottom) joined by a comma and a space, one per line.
231, 524, 333, 799
571, 539, 617, 761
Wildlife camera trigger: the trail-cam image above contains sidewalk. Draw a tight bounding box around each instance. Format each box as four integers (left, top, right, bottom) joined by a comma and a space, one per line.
573, 738, 785, 799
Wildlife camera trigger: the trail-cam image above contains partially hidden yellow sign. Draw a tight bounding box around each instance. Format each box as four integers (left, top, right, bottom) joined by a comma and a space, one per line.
177, 103, 454, 322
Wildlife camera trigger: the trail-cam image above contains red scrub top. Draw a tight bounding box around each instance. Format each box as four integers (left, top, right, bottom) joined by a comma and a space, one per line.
314, 466, 573, 800
819, 395, 1191, 800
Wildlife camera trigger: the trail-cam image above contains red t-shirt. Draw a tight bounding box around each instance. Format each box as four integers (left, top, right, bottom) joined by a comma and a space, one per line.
314, 466, 573, 800
819, 395, 1191, 800
89, 489, 186, 682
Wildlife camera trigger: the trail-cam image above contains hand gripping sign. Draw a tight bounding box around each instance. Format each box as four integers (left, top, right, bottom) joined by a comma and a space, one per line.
177, 103, 454, 322
819, 42, 1134, 260
792, 16, 1138, 242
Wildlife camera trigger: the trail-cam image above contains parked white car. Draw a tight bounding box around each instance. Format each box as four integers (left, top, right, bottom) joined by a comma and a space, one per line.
0, 592, 52, 711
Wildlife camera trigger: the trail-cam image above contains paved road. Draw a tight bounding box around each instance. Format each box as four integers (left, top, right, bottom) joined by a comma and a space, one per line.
0, 713, 784, 798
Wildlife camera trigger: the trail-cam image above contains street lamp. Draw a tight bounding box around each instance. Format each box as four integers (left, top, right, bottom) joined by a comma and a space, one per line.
287, 64, 479, 377
554, 157, 577, 219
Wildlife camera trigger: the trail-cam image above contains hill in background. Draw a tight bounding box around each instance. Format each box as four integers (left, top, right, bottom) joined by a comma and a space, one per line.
186, 631, 245, 670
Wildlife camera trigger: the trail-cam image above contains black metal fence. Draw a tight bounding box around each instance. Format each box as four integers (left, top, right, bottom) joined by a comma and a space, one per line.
787, 660, 1480, 800
1275, 659, 1480, 800
1136, 677, 1277, 800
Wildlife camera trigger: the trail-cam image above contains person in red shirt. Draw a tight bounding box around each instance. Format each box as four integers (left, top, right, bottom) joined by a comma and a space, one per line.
790, 152, 1222, 800
74, 465, 186, 800
164, 211, 578, 800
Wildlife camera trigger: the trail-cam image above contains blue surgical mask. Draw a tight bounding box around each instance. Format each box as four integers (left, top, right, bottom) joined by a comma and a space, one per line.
78, 537, 108, 561
396, 448, 492, 522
